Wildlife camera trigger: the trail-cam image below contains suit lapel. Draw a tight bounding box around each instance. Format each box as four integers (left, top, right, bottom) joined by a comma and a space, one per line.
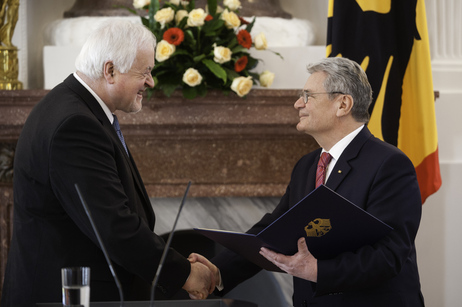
306, 149, 321, 193
326, 126, 372, 190
64, 75, 153, 224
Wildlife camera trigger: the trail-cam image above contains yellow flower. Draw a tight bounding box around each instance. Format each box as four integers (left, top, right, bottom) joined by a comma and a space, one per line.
183, 68, 203, 87
221, 9, 241, 29
259, 70, 275, 88
223, 0, 241, 11
133, 0, 150, 9
187, 8, 207, 27
231, 76, 253, 97
154, 7, 175, 29
156, 40, 176, 62
213, 44, 232, 64
254, 32, 268, 50
175, 10, 189, 25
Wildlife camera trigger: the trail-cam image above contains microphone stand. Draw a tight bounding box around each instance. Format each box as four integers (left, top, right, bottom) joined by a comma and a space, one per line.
150, 181, 191, 307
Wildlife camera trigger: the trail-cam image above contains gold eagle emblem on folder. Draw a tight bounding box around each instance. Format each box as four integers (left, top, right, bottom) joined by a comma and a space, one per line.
305, 218, 332, 237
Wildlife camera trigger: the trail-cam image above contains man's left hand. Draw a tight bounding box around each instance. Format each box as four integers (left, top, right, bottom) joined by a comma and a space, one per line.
260, 237, 318, 282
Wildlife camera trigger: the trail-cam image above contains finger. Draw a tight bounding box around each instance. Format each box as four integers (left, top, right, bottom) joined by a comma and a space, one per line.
188, 291, 202, 300
298, 237, 308, 252
260, 247, 273, 257
188, 253, 199, 262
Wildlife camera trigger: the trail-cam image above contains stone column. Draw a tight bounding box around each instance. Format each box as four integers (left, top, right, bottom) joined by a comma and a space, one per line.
425, 0, 462, 93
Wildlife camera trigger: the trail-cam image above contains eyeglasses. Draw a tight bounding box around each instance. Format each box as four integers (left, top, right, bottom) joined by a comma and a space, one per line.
299, 91, 344, 104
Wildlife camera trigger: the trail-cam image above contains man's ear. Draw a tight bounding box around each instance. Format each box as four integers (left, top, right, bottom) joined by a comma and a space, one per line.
103, 61, 115, 83
336, 94, 354, 118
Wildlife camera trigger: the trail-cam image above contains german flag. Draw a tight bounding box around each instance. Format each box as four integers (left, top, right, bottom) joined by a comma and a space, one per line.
326, 0, 441, 203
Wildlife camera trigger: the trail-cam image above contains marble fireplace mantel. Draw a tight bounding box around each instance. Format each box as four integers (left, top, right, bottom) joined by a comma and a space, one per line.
0, 88, 319, 197
0, 88, 318, 302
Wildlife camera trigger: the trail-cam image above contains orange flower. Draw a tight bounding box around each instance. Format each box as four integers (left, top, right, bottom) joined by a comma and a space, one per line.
163, 27, 184, 46
205, 14, 213, 21
237, 29, 252, 49
234, 55, 248, 72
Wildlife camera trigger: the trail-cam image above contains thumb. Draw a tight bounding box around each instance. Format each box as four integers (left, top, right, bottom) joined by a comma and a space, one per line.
188, 253, 200, 262
298, 237, 308, 253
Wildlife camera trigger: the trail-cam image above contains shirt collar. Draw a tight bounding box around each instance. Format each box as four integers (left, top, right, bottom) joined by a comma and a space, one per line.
73, 72, 114, 124
321, 125, 365, 160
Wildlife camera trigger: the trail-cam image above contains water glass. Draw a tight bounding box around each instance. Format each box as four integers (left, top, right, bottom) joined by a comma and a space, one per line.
61, 266, 90, 307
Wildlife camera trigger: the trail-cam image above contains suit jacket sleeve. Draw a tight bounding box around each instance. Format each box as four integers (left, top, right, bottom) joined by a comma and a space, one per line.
48, 106, 190, 296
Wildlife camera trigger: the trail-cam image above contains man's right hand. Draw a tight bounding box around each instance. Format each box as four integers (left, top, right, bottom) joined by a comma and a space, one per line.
188, 253, 221, 290
182, 259, 216, 300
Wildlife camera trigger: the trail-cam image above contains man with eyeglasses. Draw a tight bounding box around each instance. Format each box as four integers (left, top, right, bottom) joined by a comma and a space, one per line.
191, 57, 424, 306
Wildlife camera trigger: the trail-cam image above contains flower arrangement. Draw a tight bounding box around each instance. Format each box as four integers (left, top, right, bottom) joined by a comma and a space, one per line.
131, 0, 277, 99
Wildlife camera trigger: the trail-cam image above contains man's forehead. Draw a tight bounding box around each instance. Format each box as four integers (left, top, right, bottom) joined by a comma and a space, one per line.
304, 71, 326, 90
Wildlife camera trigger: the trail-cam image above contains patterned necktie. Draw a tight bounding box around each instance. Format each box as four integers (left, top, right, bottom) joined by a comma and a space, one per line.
315, 152, 332, 188
112, 115, 128, 154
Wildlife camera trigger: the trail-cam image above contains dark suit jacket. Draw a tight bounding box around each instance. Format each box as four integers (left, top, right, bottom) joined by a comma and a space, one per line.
213, 126, 425, 307
1, 75, 190, 306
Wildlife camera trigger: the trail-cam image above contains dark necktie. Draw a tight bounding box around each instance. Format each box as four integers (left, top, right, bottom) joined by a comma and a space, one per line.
315, 152, 332, 188
112, 115, 128, 154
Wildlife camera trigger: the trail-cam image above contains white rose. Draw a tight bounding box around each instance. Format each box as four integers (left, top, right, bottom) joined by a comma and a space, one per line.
187, 8, 207, 27
156, 40, 176, 62
175, 10, 189, 25
213, 44, 232, 64
223, 0, 241, 11
133, 0, 150, 9
259, 70, 275, 88
221, 9, 241, 29
183, 68, 203, 87
231, 76, 253, 97
154, 7, 174, 29
254, 32, 268, 50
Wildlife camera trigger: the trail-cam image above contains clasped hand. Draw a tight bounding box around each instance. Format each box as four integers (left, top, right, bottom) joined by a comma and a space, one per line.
182, 253, 219, 300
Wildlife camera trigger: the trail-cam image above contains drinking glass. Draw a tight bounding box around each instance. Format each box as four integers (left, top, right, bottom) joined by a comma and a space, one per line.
61, 266, 90, 307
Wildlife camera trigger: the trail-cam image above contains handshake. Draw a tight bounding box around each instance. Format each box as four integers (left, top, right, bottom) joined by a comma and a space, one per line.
182, 253, 220, 300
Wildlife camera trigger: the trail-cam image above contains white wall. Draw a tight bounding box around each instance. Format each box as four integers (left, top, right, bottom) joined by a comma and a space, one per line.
10, 0, 462, 305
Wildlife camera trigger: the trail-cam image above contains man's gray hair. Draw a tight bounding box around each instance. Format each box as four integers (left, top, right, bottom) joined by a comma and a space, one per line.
307, 57, 373, 123
75, 19, 156, 80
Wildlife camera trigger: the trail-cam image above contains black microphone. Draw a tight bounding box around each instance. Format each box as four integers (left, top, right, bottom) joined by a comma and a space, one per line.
150, 181, 191, 307
75, 184, 124, 307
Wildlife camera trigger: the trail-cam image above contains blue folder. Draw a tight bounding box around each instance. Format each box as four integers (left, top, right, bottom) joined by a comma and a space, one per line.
194, 185, 393, 272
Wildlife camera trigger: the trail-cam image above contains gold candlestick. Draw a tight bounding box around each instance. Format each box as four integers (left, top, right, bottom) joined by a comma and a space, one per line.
0, 0, 22, 90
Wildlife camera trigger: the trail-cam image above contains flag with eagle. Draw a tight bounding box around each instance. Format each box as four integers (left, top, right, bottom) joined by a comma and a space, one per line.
326, 0, 442, 203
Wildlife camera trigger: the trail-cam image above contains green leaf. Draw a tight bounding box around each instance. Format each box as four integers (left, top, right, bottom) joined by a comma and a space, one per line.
248, 72, 260, 82
182, 86, 198, 99
224, 68, 240, 82
245, 17, 256, 33
269, 49, 284, 60
196, 83, 208, 97
231, 45, 248, 54
161, 83, 179, 97
207, 0, 217, 16
172, 49, 195, 58
187, 0, 195, 11
149, 1, 159, 31
202, 59, 227, 84
184, 30, 197, 47
193, 54, 206, 62
203, 19, 225, 33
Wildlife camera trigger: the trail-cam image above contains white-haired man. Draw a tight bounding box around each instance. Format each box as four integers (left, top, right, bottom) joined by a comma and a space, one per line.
1, 20, 214, 306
